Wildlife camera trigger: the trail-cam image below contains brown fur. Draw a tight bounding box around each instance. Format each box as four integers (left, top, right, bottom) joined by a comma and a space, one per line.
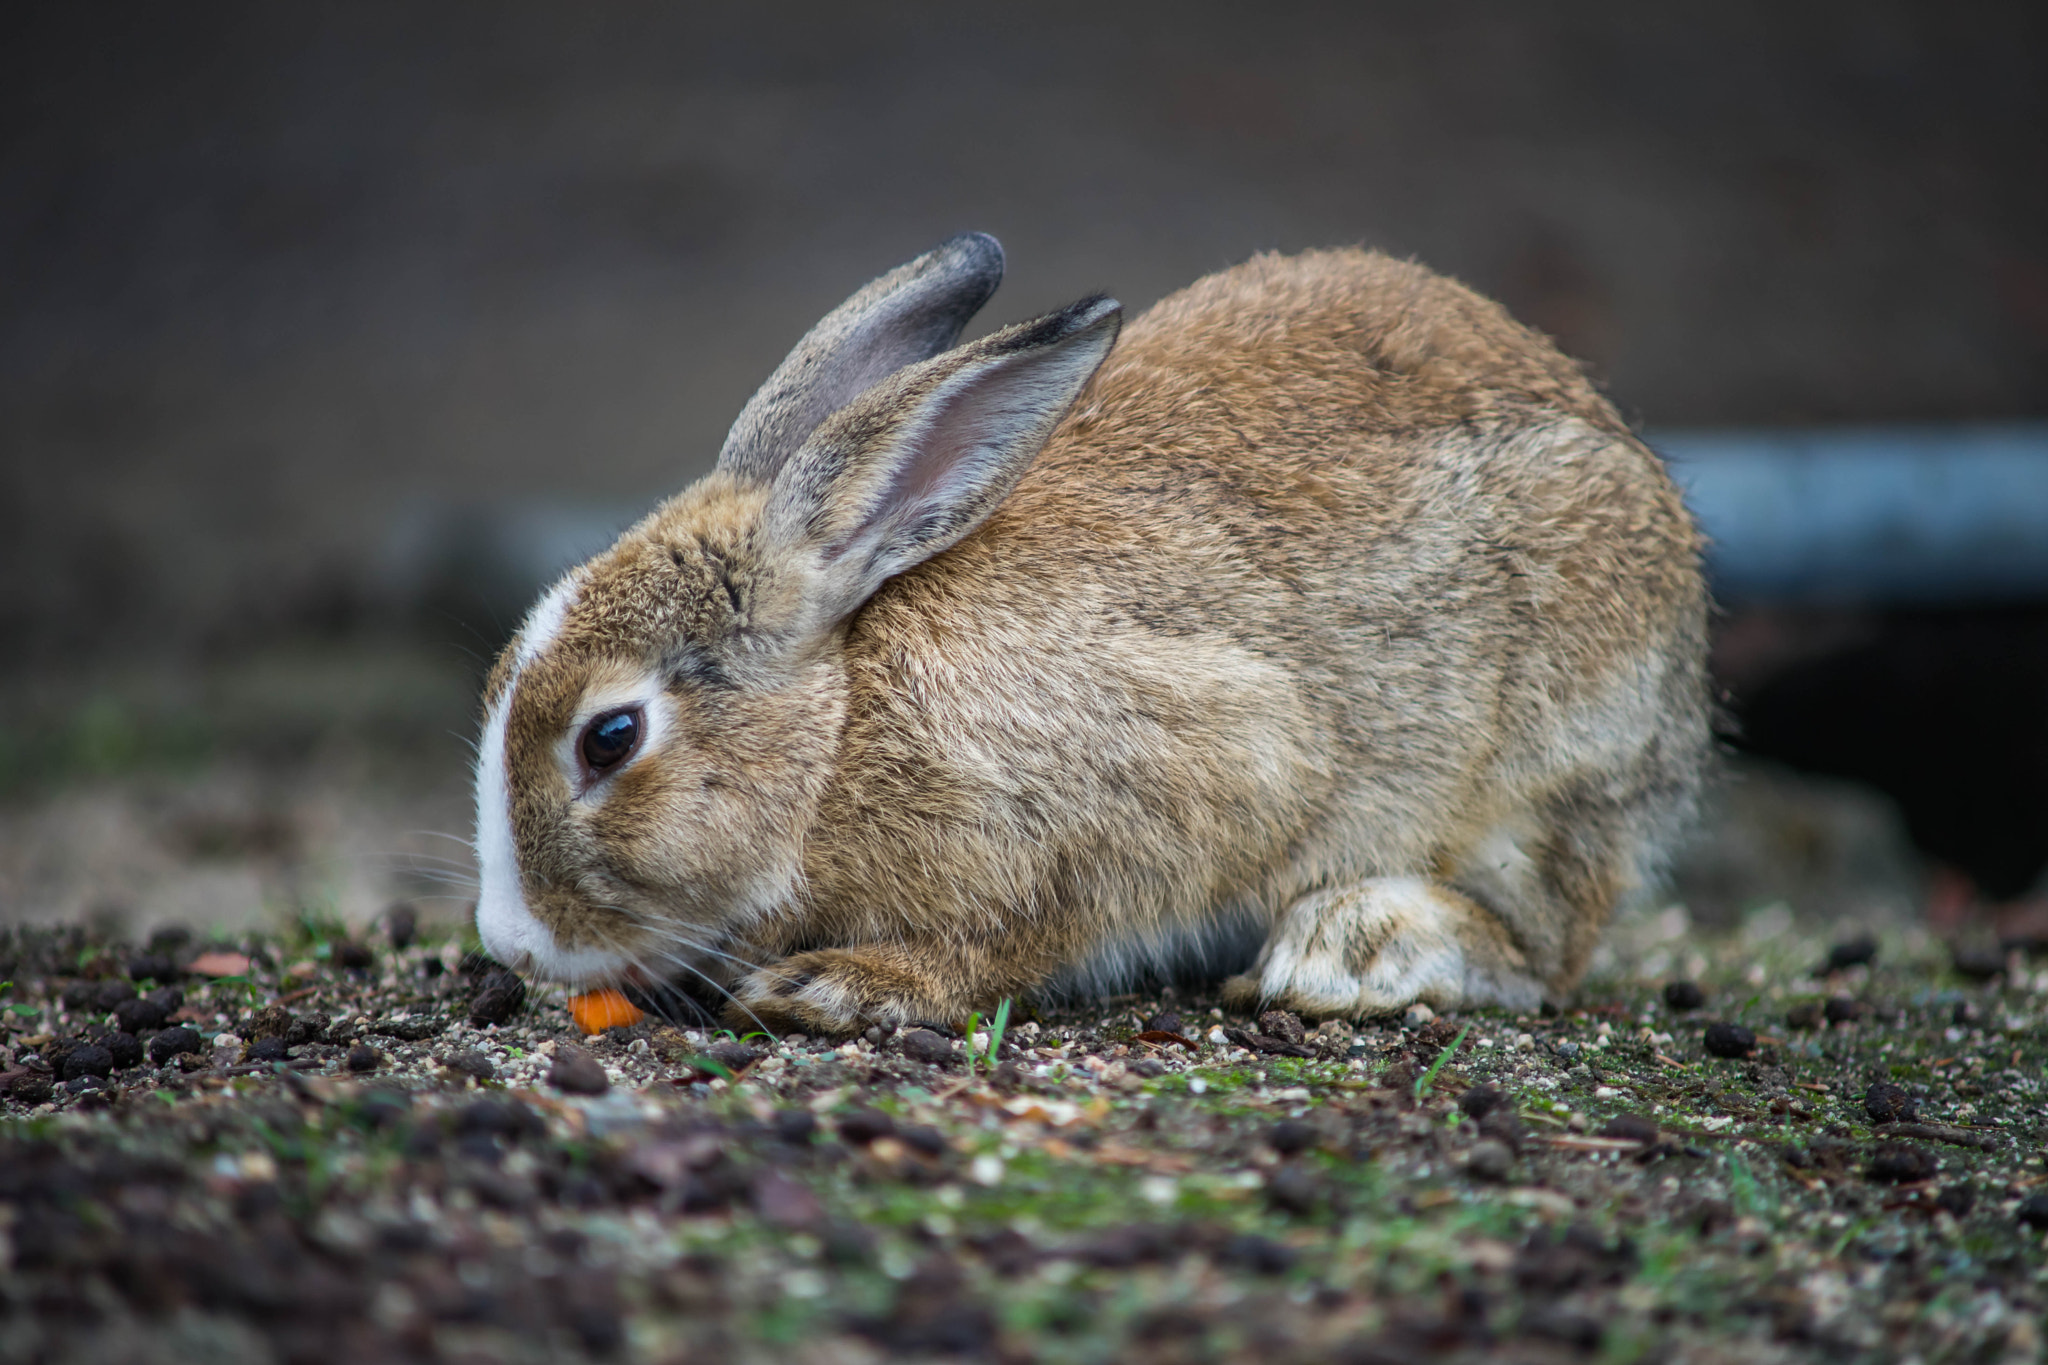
480, 245, 1710, 1031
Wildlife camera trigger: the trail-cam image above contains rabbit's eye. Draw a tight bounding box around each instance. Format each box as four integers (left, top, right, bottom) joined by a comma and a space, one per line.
580, 708, 642, 776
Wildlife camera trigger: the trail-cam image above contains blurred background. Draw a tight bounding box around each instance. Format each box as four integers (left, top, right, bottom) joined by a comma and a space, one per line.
2, 2, 2043, 954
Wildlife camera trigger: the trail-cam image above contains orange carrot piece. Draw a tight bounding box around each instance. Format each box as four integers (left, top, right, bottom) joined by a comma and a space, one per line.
568, 988, 645, 1035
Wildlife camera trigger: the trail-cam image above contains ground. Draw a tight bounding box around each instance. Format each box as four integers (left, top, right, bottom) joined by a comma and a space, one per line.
0, 642, 2042, 1363
2, 903, 2045, 1365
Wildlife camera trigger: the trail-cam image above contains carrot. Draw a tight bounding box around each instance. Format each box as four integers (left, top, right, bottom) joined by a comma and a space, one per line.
567, 988, 645, 1035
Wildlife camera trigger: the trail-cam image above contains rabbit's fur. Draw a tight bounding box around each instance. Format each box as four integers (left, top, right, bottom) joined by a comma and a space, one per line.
474, 233, 1710, 1032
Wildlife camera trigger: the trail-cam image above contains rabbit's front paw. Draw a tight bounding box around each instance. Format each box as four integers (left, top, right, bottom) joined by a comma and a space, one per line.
1237, 877, 1546, 1018
729, 948, 934, 1036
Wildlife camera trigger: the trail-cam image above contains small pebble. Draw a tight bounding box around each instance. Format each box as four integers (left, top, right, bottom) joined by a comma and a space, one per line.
1663, 980, 1706, 1011
1128, 1057, 1165, 1078
65, 980, 136, 1014
453, 1097, 540, 1138
1267, 1119, 1315, 1156
1823, 996, 1865, 1025
1416, 1016, 1463, 1051
245, 1036, 288, 1064
1598, 1113, 1660, 1144
469, 972, 528, 1027
1402, 1003, 1436, 1031
1257, 1010, 1305, 1046
1457, 1083, 1506, 1119
1951, 946, 2006, 981
1144, 1011, 1184, 1036
837, 1107, 895, 1146
1264, 1165, 1320, 1215
149, 1026, 204, 1066
752, 1168, 824, 1230
243, 1003, 296, 1041
1822, 933, 1879, 972
899, 1125, 947, 1159
125, 954, 180, 984
60, 1043, 114, 1082
1867, 1143, 1938, 1184
547, 1045, 610, 1095
2015, 1193, 2048, 1229
345, 1043, 382, 1073
104, 1032, 143, 1069
443, 1050, 496, 1081
332, 940, 376, 970
1218, 1233, 1297, 1275
774, 1109, 818, 1144
898, 1029, 956, 1067
113, 996, 169, 1034
1864, 1080, 1917, 1124
0, 1069, 53, 1104
1785, 1002, 1825, 1031
1702, 1022, 1757, 1058
1465, 1138, 1514, 1182
385, 902, 418, 950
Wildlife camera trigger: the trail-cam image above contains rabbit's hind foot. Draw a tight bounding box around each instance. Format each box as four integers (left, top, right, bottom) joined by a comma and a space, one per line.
1221, 877, 1545, 1019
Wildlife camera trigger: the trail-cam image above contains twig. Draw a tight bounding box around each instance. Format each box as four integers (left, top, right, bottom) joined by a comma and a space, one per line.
1881, 1123, 2003, 1151
1534, 1134, 1646, 1152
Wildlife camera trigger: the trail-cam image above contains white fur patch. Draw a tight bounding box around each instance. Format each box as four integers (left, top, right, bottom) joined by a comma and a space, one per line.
515, 576, 578, 667
1250, 877, 1525, 1014
473, 575, 629, 983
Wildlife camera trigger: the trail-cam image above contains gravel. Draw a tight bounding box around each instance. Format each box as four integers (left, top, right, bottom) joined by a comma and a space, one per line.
1867, 1143, 1940, 1183
58, 1042, 113, 1081
1864, 1080, 1919, 1123
897, 1027, 956, 1066
466, 970, 527, 1027
148, 1025, 203, 1065
1701, 1022, 1757, 1058
1662, 980, 1706, 1011
4, 915, 2047, 1364
1823, 932, 1880, 971
546, 1043, 610, 1095
112, 995, 169, 1033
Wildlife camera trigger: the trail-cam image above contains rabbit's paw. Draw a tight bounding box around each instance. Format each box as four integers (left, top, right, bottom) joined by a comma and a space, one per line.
1227, 877, 1546, 1018
729, 948, 938, 1036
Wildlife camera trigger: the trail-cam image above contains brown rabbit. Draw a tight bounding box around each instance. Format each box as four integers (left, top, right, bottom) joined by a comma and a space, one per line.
473, 232, 1709, 1032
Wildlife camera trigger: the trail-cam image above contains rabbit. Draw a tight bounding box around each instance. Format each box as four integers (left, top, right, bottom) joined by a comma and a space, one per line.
473, 231, 1711, 1033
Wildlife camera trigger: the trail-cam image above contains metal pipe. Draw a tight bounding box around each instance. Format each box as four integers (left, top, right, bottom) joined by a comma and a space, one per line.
1659, 423, 2048, 605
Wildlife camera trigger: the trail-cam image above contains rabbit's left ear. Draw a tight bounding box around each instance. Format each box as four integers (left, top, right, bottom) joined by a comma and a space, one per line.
718, 233, 1005, 485
763, 294, 1120, 623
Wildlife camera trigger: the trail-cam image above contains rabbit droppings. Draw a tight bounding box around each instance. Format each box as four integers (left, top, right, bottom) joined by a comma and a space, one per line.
474, 233, 1710, 1034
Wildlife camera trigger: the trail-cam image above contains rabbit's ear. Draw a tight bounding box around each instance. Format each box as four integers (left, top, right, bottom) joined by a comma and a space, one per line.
718, 233, 1006, 484
764, 294, 1120, 622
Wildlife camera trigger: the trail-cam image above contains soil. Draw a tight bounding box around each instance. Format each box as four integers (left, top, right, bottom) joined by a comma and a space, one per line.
3, 911, 2045, 1365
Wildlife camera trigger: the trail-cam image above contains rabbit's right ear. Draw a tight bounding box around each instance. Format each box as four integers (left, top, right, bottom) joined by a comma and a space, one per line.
717, 233, 1005, 484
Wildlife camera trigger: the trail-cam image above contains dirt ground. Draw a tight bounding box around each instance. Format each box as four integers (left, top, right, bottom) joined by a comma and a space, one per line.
3, 898, 2045, 1364
4, 644, 2045, 1365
